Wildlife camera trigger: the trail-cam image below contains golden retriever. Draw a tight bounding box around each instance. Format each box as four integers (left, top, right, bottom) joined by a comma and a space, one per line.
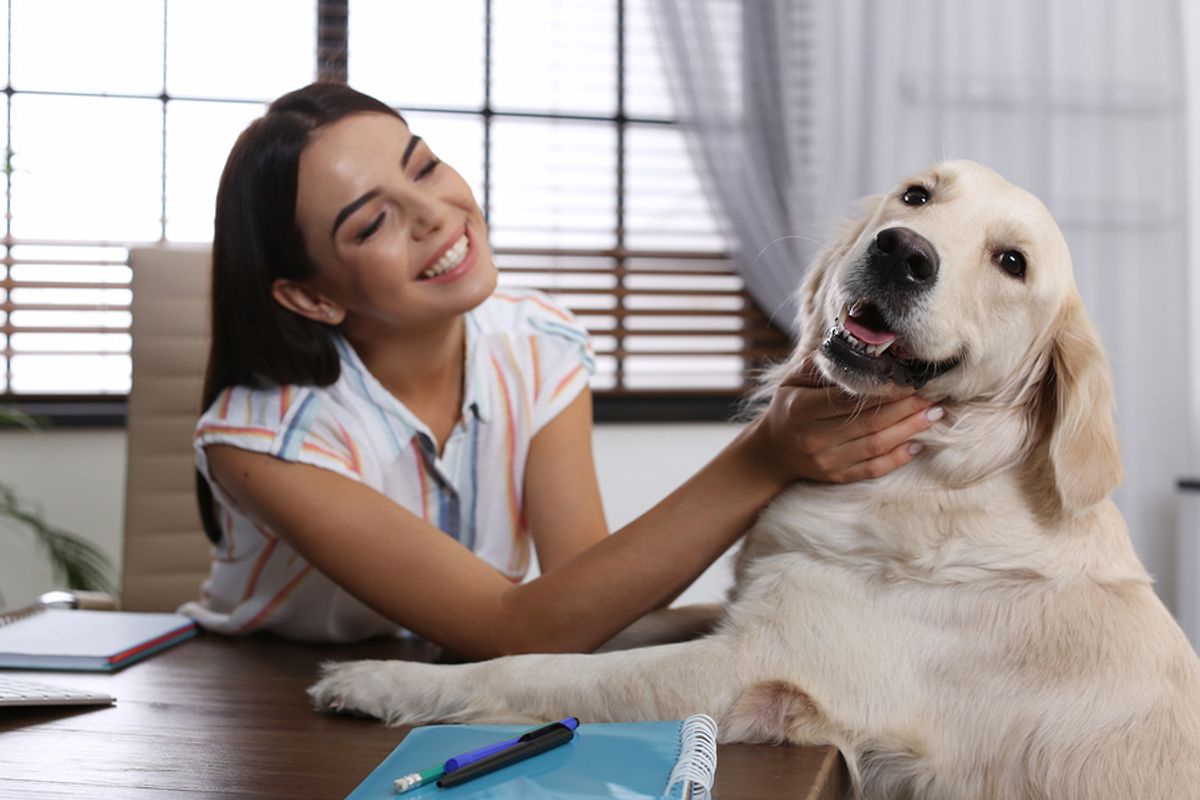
309, 161, 1200, 799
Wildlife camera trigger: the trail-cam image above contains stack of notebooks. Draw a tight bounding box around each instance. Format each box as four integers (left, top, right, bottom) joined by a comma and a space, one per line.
347, 714, 718, 799
0, 608, 197, 671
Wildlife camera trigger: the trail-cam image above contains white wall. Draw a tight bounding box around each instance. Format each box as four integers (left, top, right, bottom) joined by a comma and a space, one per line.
0, 424, 741, 612
0, 430, 128, 611
1177, 1, 1200, 643
1185, 0, 1200, 477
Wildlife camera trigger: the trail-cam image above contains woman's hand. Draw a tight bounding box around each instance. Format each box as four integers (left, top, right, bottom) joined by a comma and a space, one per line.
747, 358, 943, 485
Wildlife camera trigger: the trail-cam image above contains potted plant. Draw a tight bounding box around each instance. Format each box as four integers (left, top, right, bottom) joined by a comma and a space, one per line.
0, 406, 115, 597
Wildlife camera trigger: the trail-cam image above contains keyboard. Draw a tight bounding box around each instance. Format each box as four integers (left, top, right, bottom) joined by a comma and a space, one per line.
0, 674, 114, 707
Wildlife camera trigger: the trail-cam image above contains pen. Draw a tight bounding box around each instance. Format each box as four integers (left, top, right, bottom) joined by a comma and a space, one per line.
391, 717, 579, 793
436, 722, 575, 788
444, 717, 578, 772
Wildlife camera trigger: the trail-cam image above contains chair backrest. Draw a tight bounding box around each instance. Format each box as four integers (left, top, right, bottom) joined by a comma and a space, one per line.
120, 246, 212, 612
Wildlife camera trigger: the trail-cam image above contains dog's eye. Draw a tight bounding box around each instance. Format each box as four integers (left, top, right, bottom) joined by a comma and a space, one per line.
998, 250, 1026, 278
901, 186, 930, 206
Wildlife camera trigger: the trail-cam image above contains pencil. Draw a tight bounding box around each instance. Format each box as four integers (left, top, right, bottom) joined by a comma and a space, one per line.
392, 763, 444, 794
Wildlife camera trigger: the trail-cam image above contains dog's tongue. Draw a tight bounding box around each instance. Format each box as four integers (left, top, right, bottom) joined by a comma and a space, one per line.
845, 317, 899, 346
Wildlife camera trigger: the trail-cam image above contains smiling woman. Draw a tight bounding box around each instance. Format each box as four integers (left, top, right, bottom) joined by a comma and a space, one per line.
181, 82, 941, 656
277, 110, 497, 349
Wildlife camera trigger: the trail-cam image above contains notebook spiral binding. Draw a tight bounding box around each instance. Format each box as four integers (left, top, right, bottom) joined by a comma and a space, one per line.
0, 604, 45, 628
664, 713, 718, 800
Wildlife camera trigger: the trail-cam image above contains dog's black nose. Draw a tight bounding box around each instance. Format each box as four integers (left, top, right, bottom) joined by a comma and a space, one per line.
869, 227, 939, 287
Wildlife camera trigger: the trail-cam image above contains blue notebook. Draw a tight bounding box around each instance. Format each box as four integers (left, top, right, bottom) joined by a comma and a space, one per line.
346, 715, 718, 799
0, 609, 196, 671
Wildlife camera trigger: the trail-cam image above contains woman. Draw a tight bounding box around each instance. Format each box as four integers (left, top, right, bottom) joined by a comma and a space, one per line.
183, 82, 941, 658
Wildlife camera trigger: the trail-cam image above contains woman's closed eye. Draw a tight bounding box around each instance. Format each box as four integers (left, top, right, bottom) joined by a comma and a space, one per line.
414, 158, 440, 180
355, 211, 385, 243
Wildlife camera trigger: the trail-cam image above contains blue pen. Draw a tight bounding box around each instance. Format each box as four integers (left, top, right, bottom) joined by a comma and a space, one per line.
444, 717, 579, 772
391, 717, 579, 793
437, 723, 575, 789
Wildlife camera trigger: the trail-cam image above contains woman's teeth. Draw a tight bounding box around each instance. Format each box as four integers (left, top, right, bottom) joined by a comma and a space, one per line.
421, 233, 469, 279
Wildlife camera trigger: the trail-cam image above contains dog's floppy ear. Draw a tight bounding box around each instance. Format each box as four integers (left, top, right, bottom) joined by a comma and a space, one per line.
795, 195, 882, 353
1043, 295, 1122, 515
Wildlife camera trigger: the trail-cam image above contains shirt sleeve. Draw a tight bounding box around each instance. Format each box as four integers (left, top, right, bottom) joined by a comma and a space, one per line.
526, 298, 596, 435
194, 384, 365, 507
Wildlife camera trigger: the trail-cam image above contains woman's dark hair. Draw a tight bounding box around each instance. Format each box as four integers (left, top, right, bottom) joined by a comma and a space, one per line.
197, 82, 404, 543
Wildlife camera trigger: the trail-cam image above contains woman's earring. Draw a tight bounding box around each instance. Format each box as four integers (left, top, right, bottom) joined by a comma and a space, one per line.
323, 308, 337, 321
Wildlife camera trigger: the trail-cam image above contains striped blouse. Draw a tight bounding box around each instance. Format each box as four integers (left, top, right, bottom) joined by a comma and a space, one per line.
180, 289, 595, 643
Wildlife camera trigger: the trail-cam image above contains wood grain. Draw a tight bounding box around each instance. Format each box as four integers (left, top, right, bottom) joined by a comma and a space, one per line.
0, 633, 846, 799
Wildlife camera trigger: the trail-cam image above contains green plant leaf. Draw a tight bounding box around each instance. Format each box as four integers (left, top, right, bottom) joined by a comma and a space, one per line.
0, 406, 40, 432
0, 482, 116, 594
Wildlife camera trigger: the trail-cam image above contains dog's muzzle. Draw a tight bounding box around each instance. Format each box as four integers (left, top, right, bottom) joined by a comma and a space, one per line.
816, 227, 959, 389
820, 297, 961, 389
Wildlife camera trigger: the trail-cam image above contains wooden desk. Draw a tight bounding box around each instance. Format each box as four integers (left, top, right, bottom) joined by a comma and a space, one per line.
0, 633, 847, 799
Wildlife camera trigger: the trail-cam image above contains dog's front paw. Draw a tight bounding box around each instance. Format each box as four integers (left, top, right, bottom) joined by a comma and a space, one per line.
308, 659, 413, 723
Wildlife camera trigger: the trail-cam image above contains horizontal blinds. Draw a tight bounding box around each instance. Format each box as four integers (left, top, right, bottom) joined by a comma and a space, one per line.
479, 0, 789, 393
494, 248, 789, 392
2, 244, 134, 394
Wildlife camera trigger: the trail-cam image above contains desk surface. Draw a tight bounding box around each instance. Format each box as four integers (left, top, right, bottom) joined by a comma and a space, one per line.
0, 633, 846, 799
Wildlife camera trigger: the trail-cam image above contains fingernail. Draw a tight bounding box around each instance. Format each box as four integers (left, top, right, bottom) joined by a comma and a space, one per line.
908, 442, 924, 455
925, 406, 945, 422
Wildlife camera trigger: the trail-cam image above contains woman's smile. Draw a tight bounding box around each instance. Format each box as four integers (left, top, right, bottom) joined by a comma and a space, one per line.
289, 111, 499, 327
418, 225, 477, 283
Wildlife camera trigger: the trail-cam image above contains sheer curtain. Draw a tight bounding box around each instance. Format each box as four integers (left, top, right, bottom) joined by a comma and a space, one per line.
652, 0, 1190, 611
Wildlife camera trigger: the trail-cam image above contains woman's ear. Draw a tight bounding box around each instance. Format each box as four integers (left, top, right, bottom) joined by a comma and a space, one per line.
1044, 295, 1122, 515
271, 279, 345, 325
795, 195, 882, 354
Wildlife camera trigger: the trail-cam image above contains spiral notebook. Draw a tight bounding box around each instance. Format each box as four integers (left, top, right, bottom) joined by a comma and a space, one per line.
346, 715, 718, 800
0, 608, 197, 671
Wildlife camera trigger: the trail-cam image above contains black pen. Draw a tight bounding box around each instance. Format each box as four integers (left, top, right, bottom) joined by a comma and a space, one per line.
436, 722, 575, 788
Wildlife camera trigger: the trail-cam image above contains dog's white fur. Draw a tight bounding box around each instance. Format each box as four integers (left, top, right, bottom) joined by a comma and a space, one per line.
309, 161, 1200, 799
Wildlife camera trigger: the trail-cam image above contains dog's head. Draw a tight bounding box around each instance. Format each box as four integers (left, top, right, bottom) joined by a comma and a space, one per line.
795, 160, 1120, 513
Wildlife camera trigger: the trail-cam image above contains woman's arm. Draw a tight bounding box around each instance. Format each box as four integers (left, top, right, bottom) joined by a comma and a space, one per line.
206, 364, 935, 659
208, 427, 760, 660
521, 388, 609, 573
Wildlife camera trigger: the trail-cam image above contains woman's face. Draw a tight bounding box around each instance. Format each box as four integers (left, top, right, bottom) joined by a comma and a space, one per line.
291, 112, 496, 333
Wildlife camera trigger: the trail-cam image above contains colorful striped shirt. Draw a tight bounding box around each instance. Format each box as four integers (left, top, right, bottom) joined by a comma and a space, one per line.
180, 289, 595, 643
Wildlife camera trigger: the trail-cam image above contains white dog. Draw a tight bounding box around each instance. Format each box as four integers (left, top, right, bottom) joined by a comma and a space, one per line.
310, 161, 1200, 799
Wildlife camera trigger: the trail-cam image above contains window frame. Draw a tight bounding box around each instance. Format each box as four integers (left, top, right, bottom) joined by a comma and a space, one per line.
0, 0, 790, 425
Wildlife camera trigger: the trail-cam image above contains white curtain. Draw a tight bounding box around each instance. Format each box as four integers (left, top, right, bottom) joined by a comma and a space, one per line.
652, 0, 1191, 612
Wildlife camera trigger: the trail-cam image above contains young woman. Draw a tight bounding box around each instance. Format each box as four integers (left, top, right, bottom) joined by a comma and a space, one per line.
182, 82, 941, 658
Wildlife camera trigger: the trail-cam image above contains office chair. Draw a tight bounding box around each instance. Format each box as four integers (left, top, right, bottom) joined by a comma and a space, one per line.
120, 247, 212, 612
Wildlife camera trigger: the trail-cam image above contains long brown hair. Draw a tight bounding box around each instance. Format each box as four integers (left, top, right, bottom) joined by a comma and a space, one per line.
197, 82, 404, 544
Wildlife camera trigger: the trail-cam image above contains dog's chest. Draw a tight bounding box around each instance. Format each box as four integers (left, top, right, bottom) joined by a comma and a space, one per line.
740, 478, 999, 575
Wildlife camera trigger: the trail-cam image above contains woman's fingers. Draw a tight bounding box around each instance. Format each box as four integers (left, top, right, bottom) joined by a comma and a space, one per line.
790, 389, 935, 450
829, 439, 925, 484
822, 403, 943, 479
752, 357, 944, 484
778, 359, 925, 422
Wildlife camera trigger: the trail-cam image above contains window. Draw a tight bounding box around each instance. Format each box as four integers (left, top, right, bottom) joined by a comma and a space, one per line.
0, 0, 312, 402
1, 0, 789, 419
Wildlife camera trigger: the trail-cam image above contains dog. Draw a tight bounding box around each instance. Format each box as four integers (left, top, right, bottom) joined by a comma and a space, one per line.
309, 161, 1200, 798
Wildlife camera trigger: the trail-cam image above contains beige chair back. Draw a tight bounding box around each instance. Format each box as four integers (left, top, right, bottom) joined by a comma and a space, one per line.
121, 246, 212, 611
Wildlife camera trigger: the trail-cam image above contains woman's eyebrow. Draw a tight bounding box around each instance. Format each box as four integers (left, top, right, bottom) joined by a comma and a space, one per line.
402, 134, 422, 168
330, 188, 382, 240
